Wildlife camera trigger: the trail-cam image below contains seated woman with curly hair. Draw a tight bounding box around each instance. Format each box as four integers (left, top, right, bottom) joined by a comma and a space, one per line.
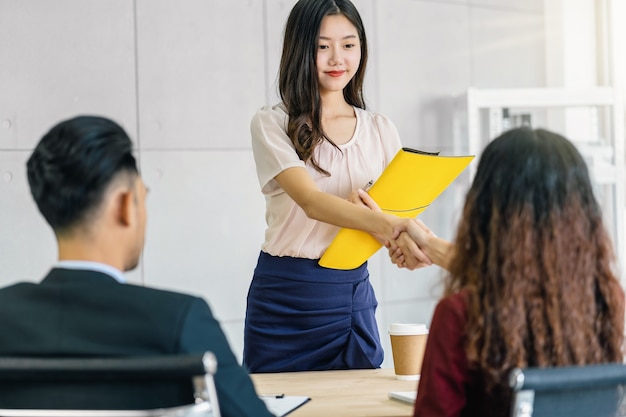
384, 127, 624, 417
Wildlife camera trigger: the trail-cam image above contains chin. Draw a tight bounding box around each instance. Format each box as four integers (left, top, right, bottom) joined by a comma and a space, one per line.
321, 83, 349, 93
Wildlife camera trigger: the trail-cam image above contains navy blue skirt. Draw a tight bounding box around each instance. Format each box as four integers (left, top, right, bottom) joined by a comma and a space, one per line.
243, 251, 384, 373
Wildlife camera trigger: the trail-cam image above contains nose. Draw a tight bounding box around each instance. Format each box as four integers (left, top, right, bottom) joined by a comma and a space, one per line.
329, 45, 343, 66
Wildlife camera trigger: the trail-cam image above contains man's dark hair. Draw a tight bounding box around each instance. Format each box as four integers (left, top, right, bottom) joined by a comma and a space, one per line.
27, 115, 138, 233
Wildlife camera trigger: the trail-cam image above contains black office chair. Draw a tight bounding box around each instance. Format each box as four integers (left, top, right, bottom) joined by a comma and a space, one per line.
0, 352, 220, 417
509, 363, 626, 417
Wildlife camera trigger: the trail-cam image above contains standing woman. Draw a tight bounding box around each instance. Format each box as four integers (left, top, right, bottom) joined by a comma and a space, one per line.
391, 128, 625, 417
244, 0, 420, 373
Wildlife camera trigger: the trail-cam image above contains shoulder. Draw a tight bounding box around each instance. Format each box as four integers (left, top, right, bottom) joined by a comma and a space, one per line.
422, 293, 468, 359
123, 283, 209, 311
125, 285, 217, 328
413, 291, 471, 417
355, 108, 400, 147
251, 103, 288, 129
0, 282, 37, 299
250, 103, 293, 150
431, 291, 469, 331
356, 108, 397, 130
353, 108, 401, 158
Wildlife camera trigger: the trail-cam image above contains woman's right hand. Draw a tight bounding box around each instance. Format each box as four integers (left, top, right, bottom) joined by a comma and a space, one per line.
388, 220, 435, 269
391, 219, 452, 271
354, 190, 433, 267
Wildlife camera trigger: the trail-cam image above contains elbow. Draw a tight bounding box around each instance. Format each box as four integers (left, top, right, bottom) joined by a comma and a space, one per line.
300, 201, 320, 220
298, 195, 324, 220
292, 188, 331, 221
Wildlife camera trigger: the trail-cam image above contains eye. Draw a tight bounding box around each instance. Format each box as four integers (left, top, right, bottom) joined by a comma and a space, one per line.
344, 43, 356, 49
318, 44, 329, 50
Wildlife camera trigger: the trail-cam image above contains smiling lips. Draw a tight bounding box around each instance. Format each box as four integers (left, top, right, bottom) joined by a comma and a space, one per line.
326, 70, 346, 77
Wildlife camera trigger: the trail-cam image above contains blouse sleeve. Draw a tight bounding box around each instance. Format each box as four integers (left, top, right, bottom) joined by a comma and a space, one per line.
413, 293, 470, 417
250, 105, 305, 195
372, 112, 402, 166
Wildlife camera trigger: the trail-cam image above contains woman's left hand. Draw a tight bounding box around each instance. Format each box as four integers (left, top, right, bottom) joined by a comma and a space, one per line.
347, 188, 382, 211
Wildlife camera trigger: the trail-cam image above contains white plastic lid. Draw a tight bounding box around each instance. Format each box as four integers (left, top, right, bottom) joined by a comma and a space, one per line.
388, 323, 429, 335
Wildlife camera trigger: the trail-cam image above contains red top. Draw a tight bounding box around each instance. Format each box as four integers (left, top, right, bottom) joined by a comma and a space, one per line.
413, 287, 625, 417
413, 292, 471, 417
413, 292, 508, 417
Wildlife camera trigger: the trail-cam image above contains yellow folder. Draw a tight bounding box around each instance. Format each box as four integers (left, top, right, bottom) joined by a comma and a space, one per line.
318, 148, 474, 270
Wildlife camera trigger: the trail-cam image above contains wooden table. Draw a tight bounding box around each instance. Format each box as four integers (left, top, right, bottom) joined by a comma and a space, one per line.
252, 368, 417, 417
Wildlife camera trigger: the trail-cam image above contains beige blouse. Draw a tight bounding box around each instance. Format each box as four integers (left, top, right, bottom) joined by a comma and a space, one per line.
251, 104, 402, 259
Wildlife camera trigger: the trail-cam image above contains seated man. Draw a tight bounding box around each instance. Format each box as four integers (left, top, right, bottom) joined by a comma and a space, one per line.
0, 115, 273, 417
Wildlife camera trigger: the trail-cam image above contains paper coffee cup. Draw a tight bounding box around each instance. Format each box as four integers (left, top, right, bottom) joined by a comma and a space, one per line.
389, 323, 429, 380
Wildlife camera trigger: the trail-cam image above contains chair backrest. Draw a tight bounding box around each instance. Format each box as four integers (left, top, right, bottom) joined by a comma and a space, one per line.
509, 363, 626, 417
0, 352, 220, 417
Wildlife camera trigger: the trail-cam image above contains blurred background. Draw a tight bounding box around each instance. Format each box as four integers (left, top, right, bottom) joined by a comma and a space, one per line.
1, 0, 624, 368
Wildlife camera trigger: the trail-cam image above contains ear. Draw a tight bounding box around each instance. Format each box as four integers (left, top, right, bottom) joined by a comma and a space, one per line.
116, 189, 135, 227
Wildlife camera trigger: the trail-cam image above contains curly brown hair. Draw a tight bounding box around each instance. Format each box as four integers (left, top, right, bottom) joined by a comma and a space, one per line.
446, 127, 624, 412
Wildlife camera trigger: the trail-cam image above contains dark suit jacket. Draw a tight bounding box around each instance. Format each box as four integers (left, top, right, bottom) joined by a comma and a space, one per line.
0, 268, 273, 417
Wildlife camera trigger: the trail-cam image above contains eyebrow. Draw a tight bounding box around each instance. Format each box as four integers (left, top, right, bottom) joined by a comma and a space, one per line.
319, 34, 358, 41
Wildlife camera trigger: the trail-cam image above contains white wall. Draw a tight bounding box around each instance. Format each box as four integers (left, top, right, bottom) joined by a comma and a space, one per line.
0, 0, 546, 367
543, 0, 625, 270
610, 0, 626, 267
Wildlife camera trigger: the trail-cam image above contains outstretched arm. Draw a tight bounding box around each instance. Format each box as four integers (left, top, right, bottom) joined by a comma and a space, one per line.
276, 166, 410, 247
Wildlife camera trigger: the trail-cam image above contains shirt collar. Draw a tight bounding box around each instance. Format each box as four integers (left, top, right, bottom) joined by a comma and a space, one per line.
55, 261, 126, 283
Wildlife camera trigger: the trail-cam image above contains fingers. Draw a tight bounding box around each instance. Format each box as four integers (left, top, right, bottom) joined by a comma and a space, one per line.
408, 243, 432, 268
347, 190, 367, 207
389, 246, 403, 265
357, 189, 382, 212
390, 217, 412, 241
347, 188, 382, 214
392, 232, 432, 270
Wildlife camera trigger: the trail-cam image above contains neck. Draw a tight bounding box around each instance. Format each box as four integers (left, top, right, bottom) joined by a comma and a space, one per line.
57, 236, 126, 272
320, 90, 350, 115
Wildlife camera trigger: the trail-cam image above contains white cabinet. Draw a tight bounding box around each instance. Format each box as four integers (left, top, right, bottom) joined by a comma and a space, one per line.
454, 87, 625, 273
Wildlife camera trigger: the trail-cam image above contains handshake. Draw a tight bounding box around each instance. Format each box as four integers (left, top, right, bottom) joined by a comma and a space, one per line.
349, 188, 453, 272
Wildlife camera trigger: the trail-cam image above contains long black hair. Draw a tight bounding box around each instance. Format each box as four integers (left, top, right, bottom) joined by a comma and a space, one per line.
279, 0, 368, 175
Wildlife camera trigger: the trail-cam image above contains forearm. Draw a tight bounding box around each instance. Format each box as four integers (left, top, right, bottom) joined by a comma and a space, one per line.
301, 190, 394, 236
423, 234, 454, 271
274, 166, 401, 240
